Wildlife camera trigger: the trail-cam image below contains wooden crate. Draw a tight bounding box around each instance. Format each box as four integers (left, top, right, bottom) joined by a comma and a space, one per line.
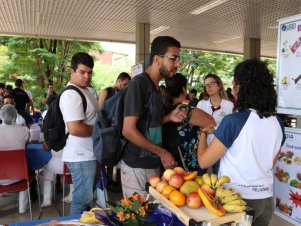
146, 184, 254, 226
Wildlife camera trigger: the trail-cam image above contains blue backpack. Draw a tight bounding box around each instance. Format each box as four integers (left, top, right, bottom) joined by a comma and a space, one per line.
92, 74, 153, 166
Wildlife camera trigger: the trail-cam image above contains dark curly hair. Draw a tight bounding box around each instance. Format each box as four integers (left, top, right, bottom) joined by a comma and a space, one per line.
233, 59, 277, 118
163, 73, 187, 114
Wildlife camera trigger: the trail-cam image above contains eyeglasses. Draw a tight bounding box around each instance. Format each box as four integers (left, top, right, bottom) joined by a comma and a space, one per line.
204, 82, 217, 88
160, 55, 181, 63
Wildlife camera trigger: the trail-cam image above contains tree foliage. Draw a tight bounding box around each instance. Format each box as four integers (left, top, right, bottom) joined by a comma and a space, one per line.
0, 37, 102, 109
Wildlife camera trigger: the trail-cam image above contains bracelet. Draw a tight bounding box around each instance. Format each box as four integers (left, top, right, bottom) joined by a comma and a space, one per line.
201, 130, 208, 136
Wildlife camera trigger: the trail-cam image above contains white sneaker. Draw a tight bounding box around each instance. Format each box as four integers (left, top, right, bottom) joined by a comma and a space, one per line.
41, 200, 52, 207
62, 194, 72, 203
19, 190, 29, 213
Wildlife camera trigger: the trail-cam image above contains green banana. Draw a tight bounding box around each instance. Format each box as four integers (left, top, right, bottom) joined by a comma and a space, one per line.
225, 199, 247, 206
202, 173, 212, 187
222, 204, 246, 212
210, 174, 218, 188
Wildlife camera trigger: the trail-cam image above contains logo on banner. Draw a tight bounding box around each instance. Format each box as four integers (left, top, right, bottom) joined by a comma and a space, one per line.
282, 23, 296, 32
285, 133, 294, 139
298, 24, 301, 32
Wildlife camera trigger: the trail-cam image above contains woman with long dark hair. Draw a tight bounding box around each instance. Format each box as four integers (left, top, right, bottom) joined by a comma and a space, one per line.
197, 59, 285, 226
162, 73, 215, 172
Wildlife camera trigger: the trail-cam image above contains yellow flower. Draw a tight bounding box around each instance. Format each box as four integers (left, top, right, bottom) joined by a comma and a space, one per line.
117, 212, 125, 221
139, 206, 146, 217
131, 213, 136, 220
121, 198, 132, 206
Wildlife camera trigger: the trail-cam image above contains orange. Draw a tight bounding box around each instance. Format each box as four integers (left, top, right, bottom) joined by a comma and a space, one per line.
169, 190, 186, 207
161, 185, 175, 198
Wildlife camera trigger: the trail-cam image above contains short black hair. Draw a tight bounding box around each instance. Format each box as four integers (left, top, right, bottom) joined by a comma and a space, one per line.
15, 79, 23, 87
150, 36, 181, 65
116, 72, 131, 81
5, 84, 13, 92
71, 52, 94, 72
3, 94, 14, 100
190, 89, 197, 94
0, 83, 5, 89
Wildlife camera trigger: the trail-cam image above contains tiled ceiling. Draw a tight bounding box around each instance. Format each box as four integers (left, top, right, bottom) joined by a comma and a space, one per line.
0, 0, 301, 57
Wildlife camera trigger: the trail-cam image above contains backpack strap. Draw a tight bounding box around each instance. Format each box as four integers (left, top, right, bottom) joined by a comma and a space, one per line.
63, 85, 87, 113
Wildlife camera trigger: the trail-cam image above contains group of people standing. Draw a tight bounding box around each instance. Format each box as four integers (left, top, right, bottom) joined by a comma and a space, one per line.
0, 35, 285, 226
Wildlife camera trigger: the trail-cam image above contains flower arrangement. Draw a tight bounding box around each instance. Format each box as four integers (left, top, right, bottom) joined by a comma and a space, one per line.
107, 193, 157, 226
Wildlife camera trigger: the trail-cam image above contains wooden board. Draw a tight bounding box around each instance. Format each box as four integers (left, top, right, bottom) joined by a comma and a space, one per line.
148, 186, 245, 226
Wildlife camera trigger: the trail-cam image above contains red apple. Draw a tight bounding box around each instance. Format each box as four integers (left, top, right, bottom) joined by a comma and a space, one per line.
169, 174, 185, 189
148, 175, 161, 188
186, 192, 203, 209
201, 184, 215, 196
156, 181, 167, 192
162, 169, 175, 182
173, 167, 185, 176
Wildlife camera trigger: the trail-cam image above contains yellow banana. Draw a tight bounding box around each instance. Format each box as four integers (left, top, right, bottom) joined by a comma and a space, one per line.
215, 186, 225, 199
220, 193, 242, 204
219, 188, 235, 198
202, 173, 212, 186
210, 174, 218, 188
225, 199, 247, 206
217, 175, 231, 187
79, 212, 103, 224
222, 204, 246, 212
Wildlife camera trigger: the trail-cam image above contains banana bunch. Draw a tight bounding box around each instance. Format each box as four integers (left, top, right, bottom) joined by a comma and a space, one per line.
215, 187, 247, 212
79, 208, 104, 224
202, 174, 231, 189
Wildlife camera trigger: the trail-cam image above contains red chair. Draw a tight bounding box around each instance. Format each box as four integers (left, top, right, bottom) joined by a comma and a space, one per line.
54, 163, 72, 216
0, 149, 41, 220
62, 163, 72, 216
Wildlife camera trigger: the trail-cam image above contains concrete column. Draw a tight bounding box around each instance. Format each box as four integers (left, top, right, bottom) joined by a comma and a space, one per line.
243, 38, 261, 60
136, 23, 150, 70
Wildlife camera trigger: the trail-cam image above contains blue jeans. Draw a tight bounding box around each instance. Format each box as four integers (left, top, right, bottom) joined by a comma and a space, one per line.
66, 160, 97, 215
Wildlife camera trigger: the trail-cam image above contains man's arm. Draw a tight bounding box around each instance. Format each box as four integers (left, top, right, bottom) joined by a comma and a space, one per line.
98, 89, 108, 108
66, 120, 93, 137
122, 115, 177, 169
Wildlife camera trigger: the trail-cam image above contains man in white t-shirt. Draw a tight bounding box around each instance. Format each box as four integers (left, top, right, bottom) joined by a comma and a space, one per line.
59, 52, 98, 215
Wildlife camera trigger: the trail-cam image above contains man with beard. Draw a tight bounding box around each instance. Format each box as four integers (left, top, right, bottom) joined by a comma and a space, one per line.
121, 36, 186, 198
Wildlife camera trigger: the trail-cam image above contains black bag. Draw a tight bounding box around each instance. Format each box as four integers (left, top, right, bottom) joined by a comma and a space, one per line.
93, 74, 152, 166
43, 85, 87, 151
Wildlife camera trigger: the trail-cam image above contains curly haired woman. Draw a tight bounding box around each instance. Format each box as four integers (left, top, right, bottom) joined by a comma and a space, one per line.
197, 59, 285, 226
162, 73, 215, 172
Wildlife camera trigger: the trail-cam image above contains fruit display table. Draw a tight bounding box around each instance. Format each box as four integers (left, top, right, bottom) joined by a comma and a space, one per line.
146, 183, 253, 226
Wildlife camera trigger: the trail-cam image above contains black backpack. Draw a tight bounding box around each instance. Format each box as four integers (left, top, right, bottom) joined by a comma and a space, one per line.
92, 74, 153, 166
43, 85, 87, 151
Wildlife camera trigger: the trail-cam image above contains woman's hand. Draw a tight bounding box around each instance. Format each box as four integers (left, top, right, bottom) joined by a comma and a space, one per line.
169, 104, 187, 123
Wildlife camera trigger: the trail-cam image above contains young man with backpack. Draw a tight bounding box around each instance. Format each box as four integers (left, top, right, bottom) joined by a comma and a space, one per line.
59, 52, 99, 214
98, 72, 131, 108
121, 36, 186, 198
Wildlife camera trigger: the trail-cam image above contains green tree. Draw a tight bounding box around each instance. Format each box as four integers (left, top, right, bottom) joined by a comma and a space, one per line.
179, 49, 242, 92
0, 37, 102, 109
